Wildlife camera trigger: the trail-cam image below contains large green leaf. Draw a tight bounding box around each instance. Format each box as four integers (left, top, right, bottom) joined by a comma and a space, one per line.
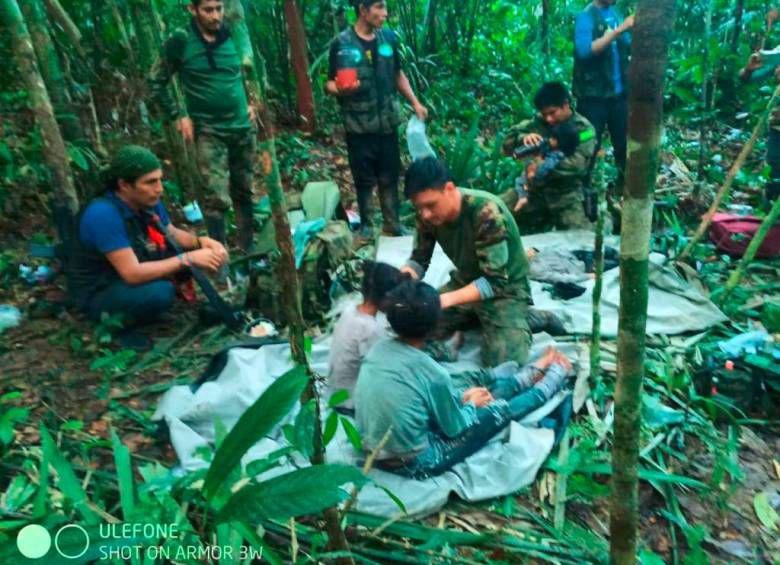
111, 429, 135, 520
203, 365, 308, 499
39, 425, 101, 524
217, 464, 368, 523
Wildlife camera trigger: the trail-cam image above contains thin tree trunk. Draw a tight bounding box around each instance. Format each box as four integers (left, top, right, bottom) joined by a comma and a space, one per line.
610, 1, 676, 564
697, 0, 712, 179
284, 0, 317, 132
721, 197, 780, 300
730, 0, 743, 51
2, 0, 79, 228
541, 0, 550, 58
590, 179, 607, 389
19, 0, 84, 143
224, 1, 353, 561
43, 0, 84, 56
677, 83, 780, 261
423, 0, 437, 53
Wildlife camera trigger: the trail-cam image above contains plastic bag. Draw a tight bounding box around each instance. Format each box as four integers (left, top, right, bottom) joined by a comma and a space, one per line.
406, 117, 435, 161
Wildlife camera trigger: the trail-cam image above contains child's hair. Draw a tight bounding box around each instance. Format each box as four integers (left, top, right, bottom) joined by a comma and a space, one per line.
361, 261, 406, 310
549, 122, 580, 157
385, 280, 441, 339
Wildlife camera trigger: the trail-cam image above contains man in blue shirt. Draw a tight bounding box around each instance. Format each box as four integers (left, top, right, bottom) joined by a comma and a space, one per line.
69, 145, 228, 341
573, 0, 633, 192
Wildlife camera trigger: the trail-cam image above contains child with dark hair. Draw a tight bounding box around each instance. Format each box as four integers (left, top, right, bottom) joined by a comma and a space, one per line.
514, 121, 581, 212
355, 279, 570, 479
328, 261, 405, 411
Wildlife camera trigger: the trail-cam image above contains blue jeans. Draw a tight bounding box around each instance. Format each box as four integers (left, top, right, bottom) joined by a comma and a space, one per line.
395, 388, 547, 479
87, 280, 175, 325
577, 94, 628, 173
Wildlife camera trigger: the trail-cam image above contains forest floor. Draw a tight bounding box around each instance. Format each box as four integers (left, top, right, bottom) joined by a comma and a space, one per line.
1, 131, 779, 563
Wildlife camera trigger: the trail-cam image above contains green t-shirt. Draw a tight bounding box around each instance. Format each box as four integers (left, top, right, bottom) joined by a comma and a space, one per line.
354, 338, 478, 459
149, 21, 251, 133
410, 188, 532, 310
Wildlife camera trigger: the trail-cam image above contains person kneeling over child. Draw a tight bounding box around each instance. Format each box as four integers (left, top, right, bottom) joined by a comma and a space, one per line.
328, 261, 406, 413
355, 279, 570, 479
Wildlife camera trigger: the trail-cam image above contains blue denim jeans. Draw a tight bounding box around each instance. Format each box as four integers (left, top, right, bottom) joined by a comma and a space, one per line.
86, 280, 175, 325
396, 388, 547, 479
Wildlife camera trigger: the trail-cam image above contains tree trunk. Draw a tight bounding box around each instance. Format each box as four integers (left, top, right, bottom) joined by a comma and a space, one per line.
610, 1, 676, 564
697, 0, 712, 179
541, 0, 550, 57
2, 0, 79, 218
224, 1, 353, 561
730, 0, 743, 51
590, 180, 607, 389
43, 0, 84, 56
19, 0, 84, 143
423, 0, 438, 53
283, 0, 316, 132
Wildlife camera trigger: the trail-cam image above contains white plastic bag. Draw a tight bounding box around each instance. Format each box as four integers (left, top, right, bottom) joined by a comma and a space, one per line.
406, 116, 435, 161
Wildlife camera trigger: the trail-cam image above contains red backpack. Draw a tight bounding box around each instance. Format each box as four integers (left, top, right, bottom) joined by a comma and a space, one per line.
708, 213, 780, 258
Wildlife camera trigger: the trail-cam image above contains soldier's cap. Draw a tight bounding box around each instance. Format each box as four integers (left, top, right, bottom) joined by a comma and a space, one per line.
103, 145, 162, 182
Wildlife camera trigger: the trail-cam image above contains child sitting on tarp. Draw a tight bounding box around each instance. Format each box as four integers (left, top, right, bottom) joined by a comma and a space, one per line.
513, 121, 581, 213
328, 261, 406, 413
355, 279, 571, 479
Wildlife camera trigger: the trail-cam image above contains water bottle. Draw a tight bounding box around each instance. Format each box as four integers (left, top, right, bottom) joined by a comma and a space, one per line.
406, 117, 435, 161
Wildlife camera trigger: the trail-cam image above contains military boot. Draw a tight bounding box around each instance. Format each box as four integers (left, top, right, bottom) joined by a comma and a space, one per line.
235, 201, 255, 253
204, 214, 228, 283
527, 308, 566, 336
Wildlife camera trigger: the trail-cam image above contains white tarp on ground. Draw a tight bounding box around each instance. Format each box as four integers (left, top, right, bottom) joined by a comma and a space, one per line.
154, 335, 572, 518
376, 230, 727, 337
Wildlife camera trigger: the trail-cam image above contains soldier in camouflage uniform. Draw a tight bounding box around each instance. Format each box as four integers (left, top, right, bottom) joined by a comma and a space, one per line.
401, 157, 533, 366
740, 43, 780, 205
502, 82, 597, 233
325, 0, 427, 237
148, 0, 256, 252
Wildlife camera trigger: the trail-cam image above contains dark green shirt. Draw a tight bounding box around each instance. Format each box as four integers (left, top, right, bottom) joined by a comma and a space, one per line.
410, 188, 531, 307
149, 21, 251, 133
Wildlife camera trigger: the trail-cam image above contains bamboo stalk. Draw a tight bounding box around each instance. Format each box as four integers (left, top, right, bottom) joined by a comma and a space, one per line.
720, 196, 780, 300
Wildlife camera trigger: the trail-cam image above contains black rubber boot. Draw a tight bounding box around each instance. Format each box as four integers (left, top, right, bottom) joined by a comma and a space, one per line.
205, 214, 227, 245
235, 201, 255, 253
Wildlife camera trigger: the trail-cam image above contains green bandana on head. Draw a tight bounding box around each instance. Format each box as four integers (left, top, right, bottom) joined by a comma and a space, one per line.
109, 145, 162, 182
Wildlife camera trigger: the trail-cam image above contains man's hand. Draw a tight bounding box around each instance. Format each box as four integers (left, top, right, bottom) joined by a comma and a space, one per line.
187, 248, 224, 272
439, 292, 454, 309
746, 52, 763, 72
400, 265, 419, 279
513, 196, 528, 212
618, 14, 635, 33
176, 117, 194, 142
522, 133, 544, 146
462, 387, 493, 407
768, 8, 779, 27
413, 102, 429, 121
197, 237, 229, 264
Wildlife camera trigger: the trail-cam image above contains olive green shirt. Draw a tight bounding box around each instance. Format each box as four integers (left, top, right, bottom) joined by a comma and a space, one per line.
148, 22, 251, 134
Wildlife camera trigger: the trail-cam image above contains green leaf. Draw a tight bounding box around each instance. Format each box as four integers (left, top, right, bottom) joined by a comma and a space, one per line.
66, 145, 89, 171
292, 400, 316, 459
754, 492, 779, 531
639, 550, 667, 565
376, 485, 407, 514
339, 417, 363, 452
217, 464, 367, 523
39, 425, 101, 524
327, 389, 350, 408
203, 365, 308, 499
111, 429, 135, 520
322, 411, 339, 446
0, 407, 28, 444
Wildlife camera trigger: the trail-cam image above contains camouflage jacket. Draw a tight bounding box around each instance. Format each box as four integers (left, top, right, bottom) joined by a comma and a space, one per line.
409, 188, 531, 306
502, 112, 596, 198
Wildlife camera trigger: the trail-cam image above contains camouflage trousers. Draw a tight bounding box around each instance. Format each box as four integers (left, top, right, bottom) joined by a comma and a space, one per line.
428, 288, 531, 367
195, 127, 256, 215
501, 187, 593, 234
